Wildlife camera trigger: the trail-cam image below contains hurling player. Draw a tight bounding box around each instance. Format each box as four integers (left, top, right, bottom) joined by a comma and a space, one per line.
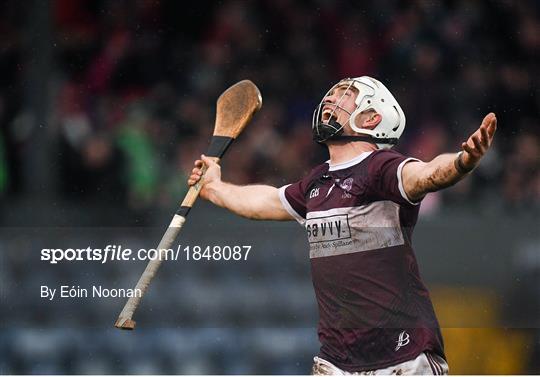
188, 77, 496, 375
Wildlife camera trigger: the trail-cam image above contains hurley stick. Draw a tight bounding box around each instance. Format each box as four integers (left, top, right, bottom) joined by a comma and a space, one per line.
114, 80, 262, 330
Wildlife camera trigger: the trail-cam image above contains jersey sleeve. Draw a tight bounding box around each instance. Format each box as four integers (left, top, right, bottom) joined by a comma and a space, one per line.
278, 181, 307, 225
367, 150, 422, 206
278, 165, 327, 225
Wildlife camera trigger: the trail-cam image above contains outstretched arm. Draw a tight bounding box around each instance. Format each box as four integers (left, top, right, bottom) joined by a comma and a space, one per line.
402, 112, 497, 203
187, 155, 293, 221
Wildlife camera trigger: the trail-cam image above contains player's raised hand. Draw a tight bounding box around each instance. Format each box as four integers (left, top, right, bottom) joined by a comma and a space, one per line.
187, 155, 222, 199
460, 112, 497, 169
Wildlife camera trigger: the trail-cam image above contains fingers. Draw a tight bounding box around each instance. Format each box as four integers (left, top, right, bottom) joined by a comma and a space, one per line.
467, 133, 489, 157
487, 115, 497, 137
188, 158, 204, 186
475, 113, 498, 147
462, 141, 475, 155
200, 154, 217, 166
460, 112, 498, 169
191, 160, 203, 175
187, 171, 202, 185
480, 125, 489, 140
190, 168, 203, 178
188, 155, 220, 186
473, 134, 490, 155
479, 112, 497, 146
481, 112, 495, 127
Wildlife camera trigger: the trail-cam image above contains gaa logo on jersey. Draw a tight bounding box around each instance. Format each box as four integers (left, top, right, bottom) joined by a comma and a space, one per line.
305, 214, 351, 243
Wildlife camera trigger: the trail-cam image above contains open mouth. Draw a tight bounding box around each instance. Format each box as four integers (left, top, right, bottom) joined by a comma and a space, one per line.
322, 108, 336, 122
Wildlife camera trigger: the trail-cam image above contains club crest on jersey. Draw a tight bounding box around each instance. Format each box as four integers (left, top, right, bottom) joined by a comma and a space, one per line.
309, 187, 320, 199
340, 177, 354, 191
340, 177, 353, 198
395, 331, 410, 351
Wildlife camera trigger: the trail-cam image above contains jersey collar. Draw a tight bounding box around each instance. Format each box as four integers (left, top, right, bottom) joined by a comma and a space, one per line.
327, 151, 373, 171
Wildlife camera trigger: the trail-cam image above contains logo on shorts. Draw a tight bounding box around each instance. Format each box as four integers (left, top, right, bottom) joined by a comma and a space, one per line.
395, 331, 410, 351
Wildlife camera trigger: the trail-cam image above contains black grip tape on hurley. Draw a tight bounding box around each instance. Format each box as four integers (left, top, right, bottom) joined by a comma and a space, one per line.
176, 206, 191, 217
206, 136, 234, 158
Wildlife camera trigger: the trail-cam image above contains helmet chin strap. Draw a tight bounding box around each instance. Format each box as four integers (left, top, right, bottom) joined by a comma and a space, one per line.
329, 135, 399, 145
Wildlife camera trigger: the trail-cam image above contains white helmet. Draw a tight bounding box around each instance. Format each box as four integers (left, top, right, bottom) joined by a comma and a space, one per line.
312, 76, 406, 149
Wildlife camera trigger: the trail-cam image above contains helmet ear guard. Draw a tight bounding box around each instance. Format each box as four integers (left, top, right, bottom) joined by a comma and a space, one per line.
312, 76, 406, 149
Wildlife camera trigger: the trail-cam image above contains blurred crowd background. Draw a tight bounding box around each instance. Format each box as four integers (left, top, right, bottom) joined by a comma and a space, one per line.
0, 0, 538, 375
0, 0, 538, 216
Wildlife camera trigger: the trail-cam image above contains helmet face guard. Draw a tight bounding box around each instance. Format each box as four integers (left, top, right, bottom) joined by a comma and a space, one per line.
312, 76, 406, 149
312, 80, 355, 143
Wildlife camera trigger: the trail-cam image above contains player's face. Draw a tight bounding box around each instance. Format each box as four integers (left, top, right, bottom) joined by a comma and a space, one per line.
321, 84, 359, 128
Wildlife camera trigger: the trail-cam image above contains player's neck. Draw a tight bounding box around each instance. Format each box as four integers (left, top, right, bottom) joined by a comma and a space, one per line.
327, 141, 377, 165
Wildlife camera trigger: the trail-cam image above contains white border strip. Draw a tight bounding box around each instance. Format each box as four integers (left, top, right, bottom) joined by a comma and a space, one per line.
328, 151, 373, 171
397, 157, 421, 205
278, 185, 306, 225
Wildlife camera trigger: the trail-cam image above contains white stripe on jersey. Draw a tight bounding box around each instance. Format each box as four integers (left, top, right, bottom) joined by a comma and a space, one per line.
278, 184, 306, 225
397, 157, 422, 206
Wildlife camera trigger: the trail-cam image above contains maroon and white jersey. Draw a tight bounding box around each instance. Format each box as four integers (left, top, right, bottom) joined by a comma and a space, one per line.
278, 149, 445, 372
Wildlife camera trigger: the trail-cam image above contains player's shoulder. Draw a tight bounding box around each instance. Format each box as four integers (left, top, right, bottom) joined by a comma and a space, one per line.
367, 148, 408, 167
369, 148, 407, 160
364, 149, 414, 179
